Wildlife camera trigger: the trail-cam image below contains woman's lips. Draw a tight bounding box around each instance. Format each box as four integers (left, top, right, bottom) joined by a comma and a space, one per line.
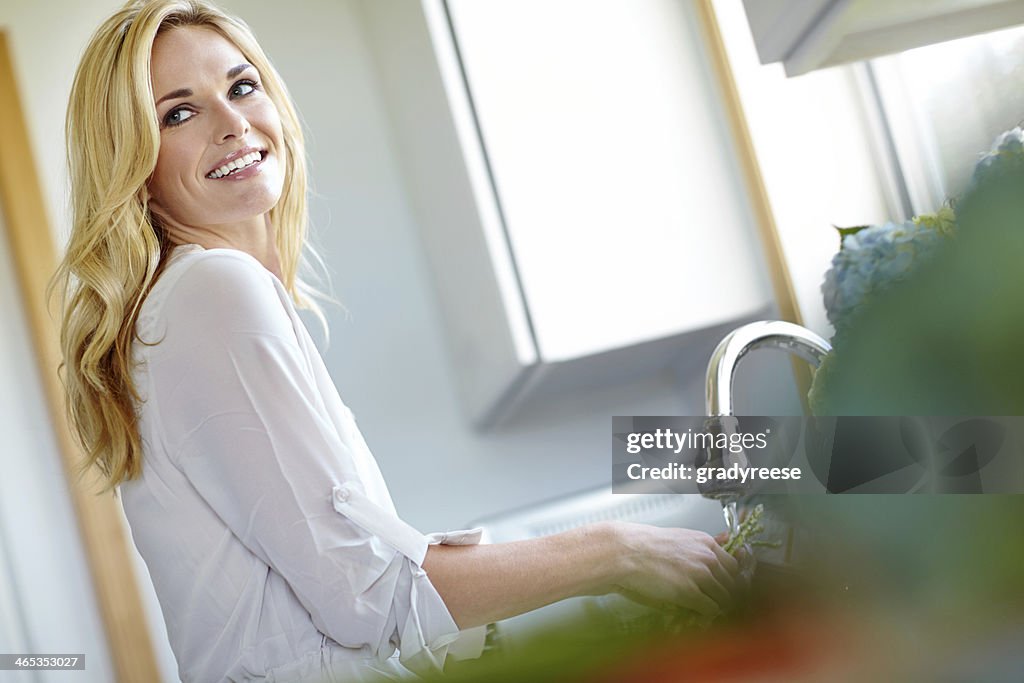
203, 150, 266, 180
208, 152, 266, 181
219, 155, 263, 181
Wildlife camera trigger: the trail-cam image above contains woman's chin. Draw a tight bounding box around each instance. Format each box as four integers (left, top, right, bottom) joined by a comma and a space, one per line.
198, 184, 283, 224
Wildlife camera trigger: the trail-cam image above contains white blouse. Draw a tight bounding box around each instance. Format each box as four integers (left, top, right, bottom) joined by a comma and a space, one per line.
119, 244, 486, 682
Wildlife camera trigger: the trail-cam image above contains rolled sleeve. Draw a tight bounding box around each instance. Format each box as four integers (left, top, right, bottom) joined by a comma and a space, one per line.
332, 484, 487, 673
147, 252, 480, 673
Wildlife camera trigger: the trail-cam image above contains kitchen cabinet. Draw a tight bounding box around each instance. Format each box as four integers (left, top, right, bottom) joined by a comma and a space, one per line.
743, 0, 1024, 75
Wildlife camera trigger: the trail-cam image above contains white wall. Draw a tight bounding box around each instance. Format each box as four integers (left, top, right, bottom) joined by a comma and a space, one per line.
1, 1, 805, 681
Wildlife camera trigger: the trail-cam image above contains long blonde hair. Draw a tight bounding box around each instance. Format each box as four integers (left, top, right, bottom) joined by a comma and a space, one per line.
49, 0, 332, 495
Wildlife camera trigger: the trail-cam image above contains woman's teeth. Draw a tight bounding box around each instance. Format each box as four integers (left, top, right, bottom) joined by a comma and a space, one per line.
207, 152, 262, 178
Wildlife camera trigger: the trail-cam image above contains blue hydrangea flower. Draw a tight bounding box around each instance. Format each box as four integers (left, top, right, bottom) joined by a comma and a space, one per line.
820, 126, 1021, 333
813, 126, 1023, 413
821, 220, 942, 330
970, 126, 1024, 188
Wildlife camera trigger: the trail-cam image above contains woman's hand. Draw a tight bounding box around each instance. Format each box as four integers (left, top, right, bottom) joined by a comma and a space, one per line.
606, 522, 749, 617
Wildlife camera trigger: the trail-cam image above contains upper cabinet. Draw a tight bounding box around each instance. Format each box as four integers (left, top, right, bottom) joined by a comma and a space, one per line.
744, 0, 1024, 75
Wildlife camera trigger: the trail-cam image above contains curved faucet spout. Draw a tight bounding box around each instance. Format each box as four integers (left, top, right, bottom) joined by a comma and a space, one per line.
701, 320, 832, 509
705, 320, 832, 418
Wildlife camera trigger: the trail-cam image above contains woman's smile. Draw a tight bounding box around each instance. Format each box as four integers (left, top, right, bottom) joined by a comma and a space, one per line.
205, 148, 267, 180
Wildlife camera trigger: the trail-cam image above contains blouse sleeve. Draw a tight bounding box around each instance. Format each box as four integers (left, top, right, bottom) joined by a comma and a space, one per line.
145, 252, 484, 675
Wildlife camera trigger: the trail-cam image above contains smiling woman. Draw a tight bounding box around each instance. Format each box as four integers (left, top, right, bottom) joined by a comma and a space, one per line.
147, 26, 285, 273
51, 0, 320, 497
49, 2, 750, 681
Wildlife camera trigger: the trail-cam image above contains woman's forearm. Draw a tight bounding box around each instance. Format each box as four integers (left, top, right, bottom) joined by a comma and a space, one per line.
421, 522, 624, 630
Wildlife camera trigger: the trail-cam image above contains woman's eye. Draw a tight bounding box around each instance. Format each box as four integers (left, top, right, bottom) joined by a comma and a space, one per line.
231, 80, 258, 98
163, 108, 195, 127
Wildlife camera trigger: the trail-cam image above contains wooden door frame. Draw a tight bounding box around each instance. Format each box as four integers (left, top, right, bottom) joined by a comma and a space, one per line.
0, 29, 160, 683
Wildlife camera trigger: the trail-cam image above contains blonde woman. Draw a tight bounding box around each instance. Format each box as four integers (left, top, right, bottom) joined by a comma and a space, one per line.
52, 1, 748, 681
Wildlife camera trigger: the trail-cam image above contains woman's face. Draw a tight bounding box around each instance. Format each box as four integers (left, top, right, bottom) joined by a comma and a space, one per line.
148, 26, 285, 236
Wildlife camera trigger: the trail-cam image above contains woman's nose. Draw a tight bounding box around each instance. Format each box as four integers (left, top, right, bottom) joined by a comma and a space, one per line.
214, 101, 250, 142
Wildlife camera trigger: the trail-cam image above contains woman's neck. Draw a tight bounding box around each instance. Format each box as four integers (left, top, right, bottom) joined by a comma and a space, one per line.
166, 216, 284, 282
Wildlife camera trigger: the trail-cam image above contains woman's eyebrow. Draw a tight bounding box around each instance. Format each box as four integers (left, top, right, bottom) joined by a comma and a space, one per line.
226, 63, 254, 79
156, 87, 191, 106
155, 64, 256, 106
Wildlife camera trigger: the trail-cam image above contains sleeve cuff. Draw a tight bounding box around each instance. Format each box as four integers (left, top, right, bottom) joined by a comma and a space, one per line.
398, 526, 489, 675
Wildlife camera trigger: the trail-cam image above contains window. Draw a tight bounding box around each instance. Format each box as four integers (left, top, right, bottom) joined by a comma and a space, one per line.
363, 0, 777, 424
869, 23, 1024, 212
444, 0, 770, 361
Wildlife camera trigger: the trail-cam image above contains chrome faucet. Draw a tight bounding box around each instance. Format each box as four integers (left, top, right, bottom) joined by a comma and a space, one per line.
698, 321, 831, 503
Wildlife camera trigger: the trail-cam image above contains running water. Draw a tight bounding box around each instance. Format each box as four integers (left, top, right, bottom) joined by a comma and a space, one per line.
723, 500, 739, 538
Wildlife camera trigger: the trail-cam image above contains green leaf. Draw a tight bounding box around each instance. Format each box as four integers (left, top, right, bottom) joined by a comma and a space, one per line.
834, 225, 870, 249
